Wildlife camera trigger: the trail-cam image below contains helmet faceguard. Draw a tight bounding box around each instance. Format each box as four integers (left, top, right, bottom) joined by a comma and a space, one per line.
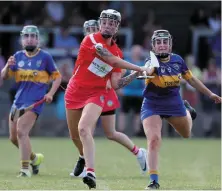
151, 30, 172, 58
99, 9, 121, 39
83, 20, 100, 36
20, 25, 40, 52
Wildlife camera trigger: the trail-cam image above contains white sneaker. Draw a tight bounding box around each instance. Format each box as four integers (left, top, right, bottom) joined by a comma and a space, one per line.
17, 169, 31, 177
136, 148, 148, 175
70, 167, 86, 178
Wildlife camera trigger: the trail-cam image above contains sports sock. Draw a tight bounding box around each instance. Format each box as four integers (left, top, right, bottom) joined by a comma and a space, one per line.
131, 145, 139, 155
79, 155, 84, 159
86, 168, 96, 177
149, 170, 159, 183
21, 160, 30, 170
30, 152, 36, 161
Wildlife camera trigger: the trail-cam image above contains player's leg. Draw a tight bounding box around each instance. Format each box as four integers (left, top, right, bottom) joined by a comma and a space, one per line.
9, 111, 43, 175
16, 111, 38, 177
66, 108, 86, 177
101, 112, 147, 174
183, 100, 197, 120
9, 113, 19, 148
166, 110, 192, 138
79, 103, 102, 189
66, 109, 83, 155
166, 100, 197, 138
143, 115, 162, 189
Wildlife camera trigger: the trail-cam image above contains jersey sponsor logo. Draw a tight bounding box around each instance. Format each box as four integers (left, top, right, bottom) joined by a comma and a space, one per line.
164, 80, 180, 87
18, 60, 25, 68
88, 57, 113, 77
19, 73, 35, 81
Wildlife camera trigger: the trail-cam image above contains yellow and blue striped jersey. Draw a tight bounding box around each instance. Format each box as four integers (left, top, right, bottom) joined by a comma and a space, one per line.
8, 49, 61, 105
143, 53, 193, 105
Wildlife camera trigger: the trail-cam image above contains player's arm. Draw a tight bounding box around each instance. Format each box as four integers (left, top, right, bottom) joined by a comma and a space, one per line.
111, 71, 139, 90
1, 64, 10, 80
181, 57, 220, 102
121, 69, 127, 77
187, 76, 214, 97
44, 53, 62, 103
95, 45, 147, 73
1, 56, 15, 80
47, 77, 62, 96
187, 76, 221, 103
45, 74, 61, 104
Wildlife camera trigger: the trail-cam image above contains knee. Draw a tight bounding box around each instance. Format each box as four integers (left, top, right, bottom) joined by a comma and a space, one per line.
78, 126, 91, 139
148, 134, 161, 151
17, 127, 28, 139
106, 131, 116, 140
69, 130, 80, 141
16, 120, 31, 139
70, 134, 81, 142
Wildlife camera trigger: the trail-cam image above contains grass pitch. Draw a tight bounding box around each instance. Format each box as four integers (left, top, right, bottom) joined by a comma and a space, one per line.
0, 137, 220, 190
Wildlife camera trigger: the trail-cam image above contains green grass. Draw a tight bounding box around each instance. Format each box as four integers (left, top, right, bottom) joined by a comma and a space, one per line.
0, 138, 220, 190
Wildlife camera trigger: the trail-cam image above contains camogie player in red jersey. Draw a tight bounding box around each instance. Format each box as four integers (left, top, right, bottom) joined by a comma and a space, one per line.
69, 20, 147, 180
65, 9, 150, 189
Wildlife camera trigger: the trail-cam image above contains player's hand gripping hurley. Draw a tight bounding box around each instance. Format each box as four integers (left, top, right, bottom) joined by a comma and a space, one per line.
137, 51, 160, 79
11, 98, 46, 122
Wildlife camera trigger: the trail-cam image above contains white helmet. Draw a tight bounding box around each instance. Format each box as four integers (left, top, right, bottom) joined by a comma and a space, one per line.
20, 25, 40, 52
83, 20, 100, 36
99, 9, 121, 39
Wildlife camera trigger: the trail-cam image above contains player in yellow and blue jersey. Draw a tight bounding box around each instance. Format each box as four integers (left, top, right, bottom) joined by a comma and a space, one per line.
141, 30, 221, 189
1, 25, 62, 177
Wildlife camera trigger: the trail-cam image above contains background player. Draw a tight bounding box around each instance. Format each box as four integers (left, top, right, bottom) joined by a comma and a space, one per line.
70, 19, 147, 178
1, 25, 61, 177
65, 9, 150, 189
140, 30, 221, 189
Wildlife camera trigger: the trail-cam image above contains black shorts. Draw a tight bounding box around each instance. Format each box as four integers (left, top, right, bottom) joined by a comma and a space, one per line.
10, 107, 39, 122
160, 115, 172, 119
121, 96, 143, 114
101, 110, 116, 116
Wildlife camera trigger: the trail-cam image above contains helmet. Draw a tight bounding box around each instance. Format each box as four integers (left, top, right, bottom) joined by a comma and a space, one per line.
20, 25, 40, 52
151, 29, 172, 58
83, 20, 100, 36
99, 9, 121, 39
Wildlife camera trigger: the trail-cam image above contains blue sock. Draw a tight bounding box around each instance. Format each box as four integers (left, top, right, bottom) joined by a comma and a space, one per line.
150, 173, 158, 183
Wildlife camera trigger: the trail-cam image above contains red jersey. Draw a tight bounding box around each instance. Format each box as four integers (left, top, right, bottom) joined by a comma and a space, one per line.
65, 32, 122, 110
71, 32, 122, 89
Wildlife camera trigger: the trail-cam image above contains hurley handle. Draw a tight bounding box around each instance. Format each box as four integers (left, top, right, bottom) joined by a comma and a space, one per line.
26, 98, 46, 111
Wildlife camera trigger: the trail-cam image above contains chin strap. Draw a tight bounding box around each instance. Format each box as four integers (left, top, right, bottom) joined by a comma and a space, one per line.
24, 46, 37, 52
156, 53, 170, 59
101, 33, 112, 39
